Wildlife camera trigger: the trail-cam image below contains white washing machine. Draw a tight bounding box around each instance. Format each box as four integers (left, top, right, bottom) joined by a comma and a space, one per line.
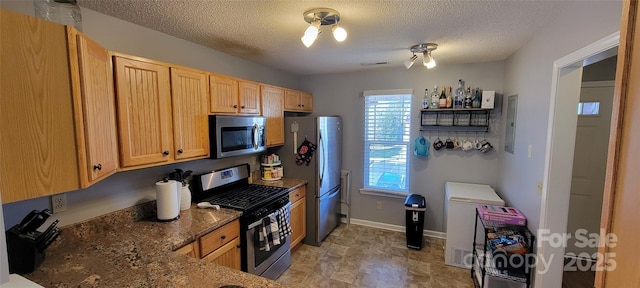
444, 181, 504, 269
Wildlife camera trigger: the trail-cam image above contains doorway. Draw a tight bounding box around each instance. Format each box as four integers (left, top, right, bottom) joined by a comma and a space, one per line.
563, 56, 617, 288
535, 32, 619, 288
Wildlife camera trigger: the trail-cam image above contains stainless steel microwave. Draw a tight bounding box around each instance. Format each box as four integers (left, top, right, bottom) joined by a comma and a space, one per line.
209, 115, 266, 159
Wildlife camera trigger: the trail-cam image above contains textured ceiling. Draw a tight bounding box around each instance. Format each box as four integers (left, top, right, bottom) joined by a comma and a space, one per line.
78, 0, 573, 75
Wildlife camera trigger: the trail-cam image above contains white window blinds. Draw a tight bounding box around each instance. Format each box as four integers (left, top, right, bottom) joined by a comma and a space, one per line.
363, 90, 412, 193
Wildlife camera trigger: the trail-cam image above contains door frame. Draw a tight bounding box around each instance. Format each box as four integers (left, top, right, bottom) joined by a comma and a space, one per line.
536, 32, 619, 288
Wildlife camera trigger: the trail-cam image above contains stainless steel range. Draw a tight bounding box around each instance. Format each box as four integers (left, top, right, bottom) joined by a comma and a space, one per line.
192, 164, 291, 280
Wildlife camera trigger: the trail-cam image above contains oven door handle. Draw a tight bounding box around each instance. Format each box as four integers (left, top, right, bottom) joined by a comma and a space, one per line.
247, 202, 291, 229
248, 219, 263, 230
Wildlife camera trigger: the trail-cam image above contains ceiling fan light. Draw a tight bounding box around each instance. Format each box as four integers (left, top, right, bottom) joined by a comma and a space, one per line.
332, 25, 347, 42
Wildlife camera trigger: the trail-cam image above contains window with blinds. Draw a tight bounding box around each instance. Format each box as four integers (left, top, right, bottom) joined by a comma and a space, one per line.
363, 91, 412, 193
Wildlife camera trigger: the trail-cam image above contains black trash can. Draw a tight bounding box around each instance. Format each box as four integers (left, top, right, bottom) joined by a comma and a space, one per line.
404, 194, 426, 250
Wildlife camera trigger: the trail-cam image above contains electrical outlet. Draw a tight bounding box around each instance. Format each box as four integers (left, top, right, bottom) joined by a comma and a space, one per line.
376, 202, 383, 210
51, 193, 67, 213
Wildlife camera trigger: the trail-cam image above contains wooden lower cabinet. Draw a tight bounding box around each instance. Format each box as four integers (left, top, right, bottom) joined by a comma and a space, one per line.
289, 186, 306, 249
174, 242, 196, 258
198, 219, 241, 270
202, 237, 241, 270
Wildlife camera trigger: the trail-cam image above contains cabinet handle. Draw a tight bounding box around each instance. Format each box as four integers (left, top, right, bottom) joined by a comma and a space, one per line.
298, 104, 301, 107
295, 194, 299, 197
93, 164, 102, 171
163, 150, 170, 156
301, 104, 304, 107
177, 149, 184, 154
241, 105, 245, 109
236, 244, 241, 249
233, 105, 238, 108
221, 235, 226, 240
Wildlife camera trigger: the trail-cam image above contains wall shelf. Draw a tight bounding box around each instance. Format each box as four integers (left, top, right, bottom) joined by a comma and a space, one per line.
420, 108, 491, 133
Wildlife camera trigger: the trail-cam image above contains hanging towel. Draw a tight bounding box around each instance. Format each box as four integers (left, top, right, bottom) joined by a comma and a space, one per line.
269, 213, 281, 246
258, 217, 271, 251
277, 206, 292, 243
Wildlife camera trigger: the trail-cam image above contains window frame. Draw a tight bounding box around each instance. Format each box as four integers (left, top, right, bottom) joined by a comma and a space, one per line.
361, 89, 413, 196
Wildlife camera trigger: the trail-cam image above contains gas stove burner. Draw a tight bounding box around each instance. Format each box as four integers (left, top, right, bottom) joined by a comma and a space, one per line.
203, 184, 289, 211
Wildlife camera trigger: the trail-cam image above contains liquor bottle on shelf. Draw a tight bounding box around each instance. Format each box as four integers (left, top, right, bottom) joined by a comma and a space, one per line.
472, 88, 482, 108
430, 85, 440, 109
464, 86, 473, 109
439, 86, 447, 108
454, 79, 464, 109
422, 89, 429, 109
446, 86, 453, 108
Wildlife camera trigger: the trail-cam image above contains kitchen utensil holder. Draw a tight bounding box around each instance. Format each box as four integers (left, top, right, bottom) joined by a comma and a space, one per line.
5, 226, 45, 274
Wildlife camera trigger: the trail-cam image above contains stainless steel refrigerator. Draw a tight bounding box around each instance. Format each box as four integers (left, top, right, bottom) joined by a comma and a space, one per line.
280, 116, 342, 246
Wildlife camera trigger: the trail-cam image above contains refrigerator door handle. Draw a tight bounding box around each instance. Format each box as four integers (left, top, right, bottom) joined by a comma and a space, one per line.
318, 130, 325, 182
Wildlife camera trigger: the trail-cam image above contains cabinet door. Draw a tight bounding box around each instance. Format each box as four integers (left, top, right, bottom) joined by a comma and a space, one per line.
113, 57, 172, 168
289, 186, 307, 249
202, 237, 241, 270
170, 67, 209, 160
1, 10, 80, 203
299, 92, 314, 112
209, 75, 239, 114
290, 198, 306, 249
238, 81, 261, 114
74, 33, 118, 185
261, 85, 284, 146
284, 89, 301, 111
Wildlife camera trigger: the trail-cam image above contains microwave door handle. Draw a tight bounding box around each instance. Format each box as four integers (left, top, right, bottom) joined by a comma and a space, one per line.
252, 124, 258, 150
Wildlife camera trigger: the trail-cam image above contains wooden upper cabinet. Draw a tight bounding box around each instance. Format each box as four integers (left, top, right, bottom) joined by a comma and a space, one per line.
209, 74, 239, 114
113, 56, 173, 168
71, 29, 119, 185
261, 85, 285, 147
284, 89, 313, 112
0, 10, 118, 202
210, 74, 261, 115
170, 67, 209, 160
299, 92, 314, 112
238, 81, 261, 114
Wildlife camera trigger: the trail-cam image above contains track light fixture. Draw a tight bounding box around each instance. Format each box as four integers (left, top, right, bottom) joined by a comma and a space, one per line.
406, 43, 438, 69
404, 54, 418, 69
301, 8, 347, 48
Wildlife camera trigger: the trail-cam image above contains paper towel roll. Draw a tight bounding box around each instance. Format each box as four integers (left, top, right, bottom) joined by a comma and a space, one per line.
155, 180, 180, 221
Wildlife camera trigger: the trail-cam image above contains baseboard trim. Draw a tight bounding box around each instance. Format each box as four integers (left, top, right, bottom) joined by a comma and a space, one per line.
341, 217, 447, 239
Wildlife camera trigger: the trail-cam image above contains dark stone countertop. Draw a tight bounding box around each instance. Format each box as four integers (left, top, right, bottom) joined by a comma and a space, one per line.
22, 178, 307, 288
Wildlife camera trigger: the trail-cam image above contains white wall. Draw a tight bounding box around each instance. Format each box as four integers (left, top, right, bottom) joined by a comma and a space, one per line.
0, 0, 298, 228
498, 1, 622, 231
300, 62, 505, 232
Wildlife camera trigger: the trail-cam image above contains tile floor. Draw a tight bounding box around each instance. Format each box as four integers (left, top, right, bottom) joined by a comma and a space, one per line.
276, 224, 474, 288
